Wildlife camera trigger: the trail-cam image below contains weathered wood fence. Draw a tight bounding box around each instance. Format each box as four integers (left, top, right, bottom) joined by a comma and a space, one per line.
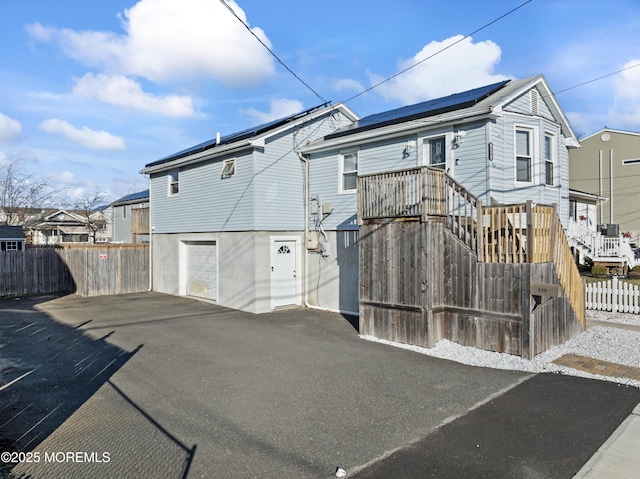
0, 244, 149, 298
586, 276, 640, 314
357, 166, 585, 359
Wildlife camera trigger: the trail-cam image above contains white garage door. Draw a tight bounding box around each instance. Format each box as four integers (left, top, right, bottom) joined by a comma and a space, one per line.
186, 241, 217, 301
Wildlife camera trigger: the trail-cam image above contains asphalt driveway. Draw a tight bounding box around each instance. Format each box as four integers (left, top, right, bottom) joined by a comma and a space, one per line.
1, 293, 639, 479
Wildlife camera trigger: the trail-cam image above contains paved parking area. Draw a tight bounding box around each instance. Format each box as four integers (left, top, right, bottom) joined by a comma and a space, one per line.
1, 293, 639, 478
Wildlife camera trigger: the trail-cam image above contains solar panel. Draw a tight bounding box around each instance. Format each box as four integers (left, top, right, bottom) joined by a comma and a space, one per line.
145, 103, 330, 168
326, 80, 510, 140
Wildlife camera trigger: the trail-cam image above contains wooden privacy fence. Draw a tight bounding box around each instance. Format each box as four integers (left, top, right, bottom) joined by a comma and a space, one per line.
0, 244, 149, 298
586, 276, 640, 314
358, 166, 585, 328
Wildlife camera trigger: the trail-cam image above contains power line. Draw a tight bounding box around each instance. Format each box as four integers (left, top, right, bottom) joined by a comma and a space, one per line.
341, 0, 534, 104
555, 63, 640, 94
217, 0, 328, 104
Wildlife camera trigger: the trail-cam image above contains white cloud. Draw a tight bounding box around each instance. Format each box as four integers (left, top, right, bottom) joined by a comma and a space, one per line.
333, 78, 364, 93
0, 112, 22, 142
369, 35, 511, 105
241, 99, 304, 124
72, 73, 196, 117
610, 60, 640, 127
39, 119, 126, 150
27, 0, 275, 86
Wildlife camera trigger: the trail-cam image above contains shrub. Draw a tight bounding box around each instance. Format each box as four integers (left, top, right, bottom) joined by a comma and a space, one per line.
591, 264, 609, 277
610, 267, 621, 276
631, 265, 640, 273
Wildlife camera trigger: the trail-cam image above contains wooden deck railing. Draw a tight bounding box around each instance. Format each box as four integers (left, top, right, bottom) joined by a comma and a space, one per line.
132, 207, 150, 234
358, 167, 585, 327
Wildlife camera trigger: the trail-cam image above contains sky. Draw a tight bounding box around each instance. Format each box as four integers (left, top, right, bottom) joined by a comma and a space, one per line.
1, 0, 640, 203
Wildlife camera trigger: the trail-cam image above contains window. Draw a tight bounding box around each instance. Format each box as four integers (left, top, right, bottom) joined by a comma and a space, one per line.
622, 158, 640, 165
515, 129, 532, 183
2, 241, 19, 251
169, 170, 179, 195
426, 137, 446, 170
122, 205, 127, 219
220, 159, 236, 178
340, 151, 358, 193
544, 134, 554, 186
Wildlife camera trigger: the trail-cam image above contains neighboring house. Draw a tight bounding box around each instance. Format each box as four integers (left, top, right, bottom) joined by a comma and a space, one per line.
140, 103, 359, 314
111, 190, 150, 243
0, 225, 26, 251
568, 128, 640, 270
29, 209, 111, 244
300, 74, 579, 313
569, 128, 640, 241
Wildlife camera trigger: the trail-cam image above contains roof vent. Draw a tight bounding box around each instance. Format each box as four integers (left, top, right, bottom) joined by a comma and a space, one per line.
531, 89, 539, 115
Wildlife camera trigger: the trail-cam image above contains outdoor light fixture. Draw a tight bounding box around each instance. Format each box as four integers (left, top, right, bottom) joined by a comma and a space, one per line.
453, 130, 466, 148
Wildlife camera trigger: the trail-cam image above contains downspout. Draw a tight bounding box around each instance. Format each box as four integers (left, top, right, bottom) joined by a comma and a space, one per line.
147, 179, 153, 292
297, 149, 359, 316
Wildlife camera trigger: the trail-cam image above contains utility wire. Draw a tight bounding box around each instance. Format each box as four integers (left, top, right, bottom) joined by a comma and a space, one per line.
217, 0, 328, 104
342, 0, 533, 104
555, 62, 640, 94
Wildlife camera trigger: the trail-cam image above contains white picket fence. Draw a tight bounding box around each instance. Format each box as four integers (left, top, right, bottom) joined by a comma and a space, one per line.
585, 276, 640, 314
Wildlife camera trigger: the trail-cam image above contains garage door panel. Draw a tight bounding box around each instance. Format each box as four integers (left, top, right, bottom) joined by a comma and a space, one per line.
186, 242, 217, 300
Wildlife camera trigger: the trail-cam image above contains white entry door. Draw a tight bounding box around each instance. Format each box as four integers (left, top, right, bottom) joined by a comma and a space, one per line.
186, 241, 217, 300
272, 240, 297, 308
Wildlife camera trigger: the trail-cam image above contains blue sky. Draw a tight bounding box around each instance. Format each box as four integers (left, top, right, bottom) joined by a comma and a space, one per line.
1, 0, 640, 202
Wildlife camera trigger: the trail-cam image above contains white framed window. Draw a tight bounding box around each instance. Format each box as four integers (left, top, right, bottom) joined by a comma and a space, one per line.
543, 133, 555, 186
122, 205, 127, 219
168, 169, 179, 196
220, 159, 236, 178
515, 127, 534, 184
339, 150, 358, 194
4, 241, 19, 251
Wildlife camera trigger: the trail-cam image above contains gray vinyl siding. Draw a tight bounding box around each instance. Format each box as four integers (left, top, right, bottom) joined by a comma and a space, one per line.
504, 91, 532, 115
150, 150, 255, 233
254, 112, 349, 231
449, 121, 489, 202
309, 150, 358, 231
309, 136, 419, 231
150, 110, 355, 234
112, 205, 132, 242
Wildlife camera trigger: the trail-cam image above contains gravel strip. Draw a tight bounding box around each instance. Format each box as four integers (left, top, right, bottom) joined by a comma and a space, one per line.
361, 315, 640, 389
587, 309, 640, 326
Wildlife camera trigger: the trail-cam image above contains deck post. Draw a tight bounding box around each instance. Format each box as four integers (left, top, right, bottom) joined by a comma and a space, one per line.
526, 200, 534, 263
476, 199, 484, 262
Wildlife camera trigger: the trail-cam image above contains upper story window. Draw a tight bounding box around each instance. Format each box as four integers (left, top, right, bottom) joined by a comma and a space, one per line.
122, 205, 127, 219
426, 137, 446, 170
169, 170, 179, 196
515, 128, 533, 184
221, 159, 236, 178
340, 150, 358, 194
544, 133, 555, 186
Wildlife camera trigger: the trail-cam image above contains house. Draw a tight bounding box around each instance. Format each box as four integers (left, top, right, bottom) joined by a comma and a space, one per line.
570, 128, 640, 240
29, 209, 111, 244
140, 103, 359, 314
110, 190, 150, 243
299, 74, 580, 314
0, 225, 26, 251
568, 128, 640, 270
